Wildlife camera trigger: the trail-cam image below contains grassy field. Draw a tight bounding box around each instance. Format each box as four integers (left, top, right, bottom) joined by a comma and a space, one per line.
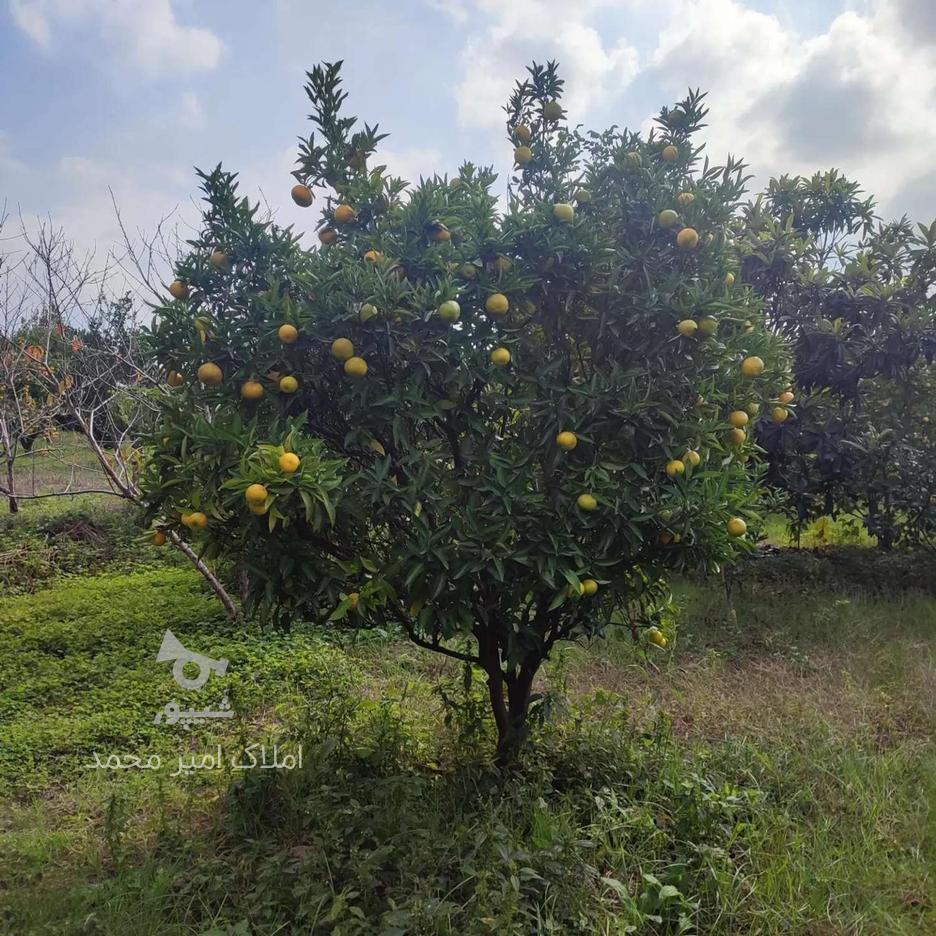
0, 494, 933, 934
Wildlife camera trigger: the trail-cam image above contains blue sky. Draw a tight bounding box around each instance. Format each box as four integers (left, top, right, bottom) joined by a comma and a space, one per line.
3, 0, 936, 263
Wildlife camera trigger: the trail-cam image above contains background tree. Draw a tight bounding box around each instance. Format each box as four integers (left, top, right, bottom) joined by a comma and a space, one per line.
739, 172, 936, 545
140, 61, 787, 765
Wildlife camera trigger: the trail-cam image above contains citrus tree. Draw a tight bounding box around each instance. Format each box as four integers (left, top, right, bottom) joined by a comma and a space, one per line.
739, 172, 936, 545
141, 62, 786, 764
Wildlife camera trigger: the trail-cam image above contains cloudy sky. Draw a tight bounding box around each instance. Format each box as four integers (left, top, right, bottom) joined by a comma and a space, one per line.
2, 0, 936, 264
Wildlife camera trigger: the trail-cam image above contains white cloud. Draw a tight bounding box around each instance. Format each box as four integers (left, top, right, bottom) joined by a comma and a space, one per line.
9, 0, 224, 76
177, 92, 204, 131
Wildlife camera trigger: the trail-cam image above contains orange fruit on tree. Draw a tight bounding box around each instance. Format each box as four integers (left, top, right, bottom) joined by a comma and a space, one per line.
514, 145, 533, 165
772, 407, 790, 423
577, 493, 598, 511
152, 530, 167, 546
684, 449, 701, 467
333, 204, 355, 224
490, 347, 511, 368
168, 280, 190, 300
778, 390, 794, 404
319, 228, 338, 245
648, 628, 668, 647
665, 459, 685, 478
363, 249, 382, 262
514, 123, 531, 144
278, 323, 298, 344
245, 483, 268, 505
727, 517, 747, 537
574, 188, 592, 204
661, 144, 678, 162
279, 375, 299, 394
624, 150, 641, 168
728, 410, 749, 428
543, 100, 563, 120
197, 362, 223, 386
677, 319, 698, 337
676, 227, 700, 250
241, 380, 264, 400
291, 184, 313, 207
677, 191, 695, 205
556, 431, 577, 451
582, 579, 599, 596
728, 428, 747, 445
344, 356, 368, 378
553, 203, 575, 222
249, 503, 268, 516
210, 249, 229, 269
359, 303, 378, 322
182, 511, 208, 530
167, 370, 184, 387
331, 337, 354, 360
486, 293, 509, 317
741, 356, 765, 377
724, 272, 736, 287
698, 316, 718, 337
438, 300, 461, 322
658, 209, 679, 228
279, 452, 301, 473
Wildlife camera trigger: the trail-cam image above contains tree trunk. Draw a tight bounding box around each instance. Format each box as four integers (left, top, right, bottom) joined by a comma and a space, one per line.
5, 458, 16, 514
494, 666, 536, 769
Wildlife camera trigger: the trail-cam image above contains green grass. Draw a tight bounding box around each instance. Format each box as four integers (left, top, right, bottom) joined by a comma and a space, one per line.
0, 509, 934, 933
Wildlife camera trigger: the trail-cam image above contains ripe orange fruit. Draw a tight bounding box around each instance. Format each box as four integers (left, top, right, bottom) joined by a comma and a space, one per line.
724, 272, 736, 287
438, 300, 460, 322
197, 362, 223, 386
331, 338, 354, 361
279, 375, 299, 394
741, 356, 765, 378
490, 347, 511, 368
514, 146, 533, 165
319, 228, 338, 245
772, 407, 789, 423
665, 459, 686, 478
677, 319, 698, 337
577, 493, 598, 511
245, 483, 268, 505
728, 428, 747, 445
278, 323, 298, 344
167, 370, 184, 387
515, 123, 531, 144
486, 293, 509, 317
698, 316, 718, 337
727, 517, 747, 537
684, 449, 701, 467
249, 503, 268, 516
334, 204, 355, 224
658, 209, 679, 228
729, 410, 749, 428
182, 511, 208, 530
582, 579, 599, 596
676, 227, 700, 250
624, 151, 641, 169
168, 280, 190, 301
747, 402, 761, 417
661, 144, 678, 162
359, 303, 378, 322
279, 452, 301, 473
241, 380, 264, 400
574, 188, 592, 204
543, 100, 563, 120
152, 530, 167, 546
556, 431, 577, 451
677, 192, 695, 205
210, 250, 229, 269
363, 249, 382, 262
344, 356, 368, 378
778, 390, 794, 404
291, 184, 313, 207
553, 203, 575, 222
648, 628, 668, 647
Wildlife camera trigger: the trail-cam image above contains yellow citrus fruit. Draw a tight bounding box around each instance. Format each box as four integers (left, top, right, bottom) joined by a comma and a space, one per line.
741, 356, 765, 377
729, 410, 749, 428
665, 459, 686, 478
778, 390, 794, 404
183, 511, 208, 530
486, 293, 509, 316
490, 347, 511, 368
514, 146, 533, 165
278, 323, 298, 344
743, 320, 754, 333
249, 503, 268, 516
553, 203, 575, 222
291, 184, 313, 207
582, 579, 599, 596
574, 188, 592, 204
624, 151, 641, 168
661, 144, 678, 162
334, 204, 355, 224
331, 338, 354, 361
556, 431, 578, 451
167, 370, 184, 387
677, 319, 698, 337
677, 191, 695, 205
461, 263, 477, 279
168, 280, 189, 301
245, 483, 268, 505
438, 300, 461, 322
577, 493, 598, 511
772, 407, 790, 423
363, 249, 382, 262
319, 228, 338, 245
279, 452, 301, 473
152, 530, 167, 546
344, 356, 368, 378
676, 227, 700, 250
684, 449, 701, 467
648, 628, 668, 647
197, 362, 223, 386
747, 402, 761, 416
515, 123, 531, 144
279, 375, 299, 394
210, 250, 229, 269
724, 272, 736, 287
241, 380, 264, 400
543, 100, 563, 120
658, 209, 679, 228
727, 517, 747, 537
699, 316, 718, 337
359, 303, 378, 322
728, 428, 747, 445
